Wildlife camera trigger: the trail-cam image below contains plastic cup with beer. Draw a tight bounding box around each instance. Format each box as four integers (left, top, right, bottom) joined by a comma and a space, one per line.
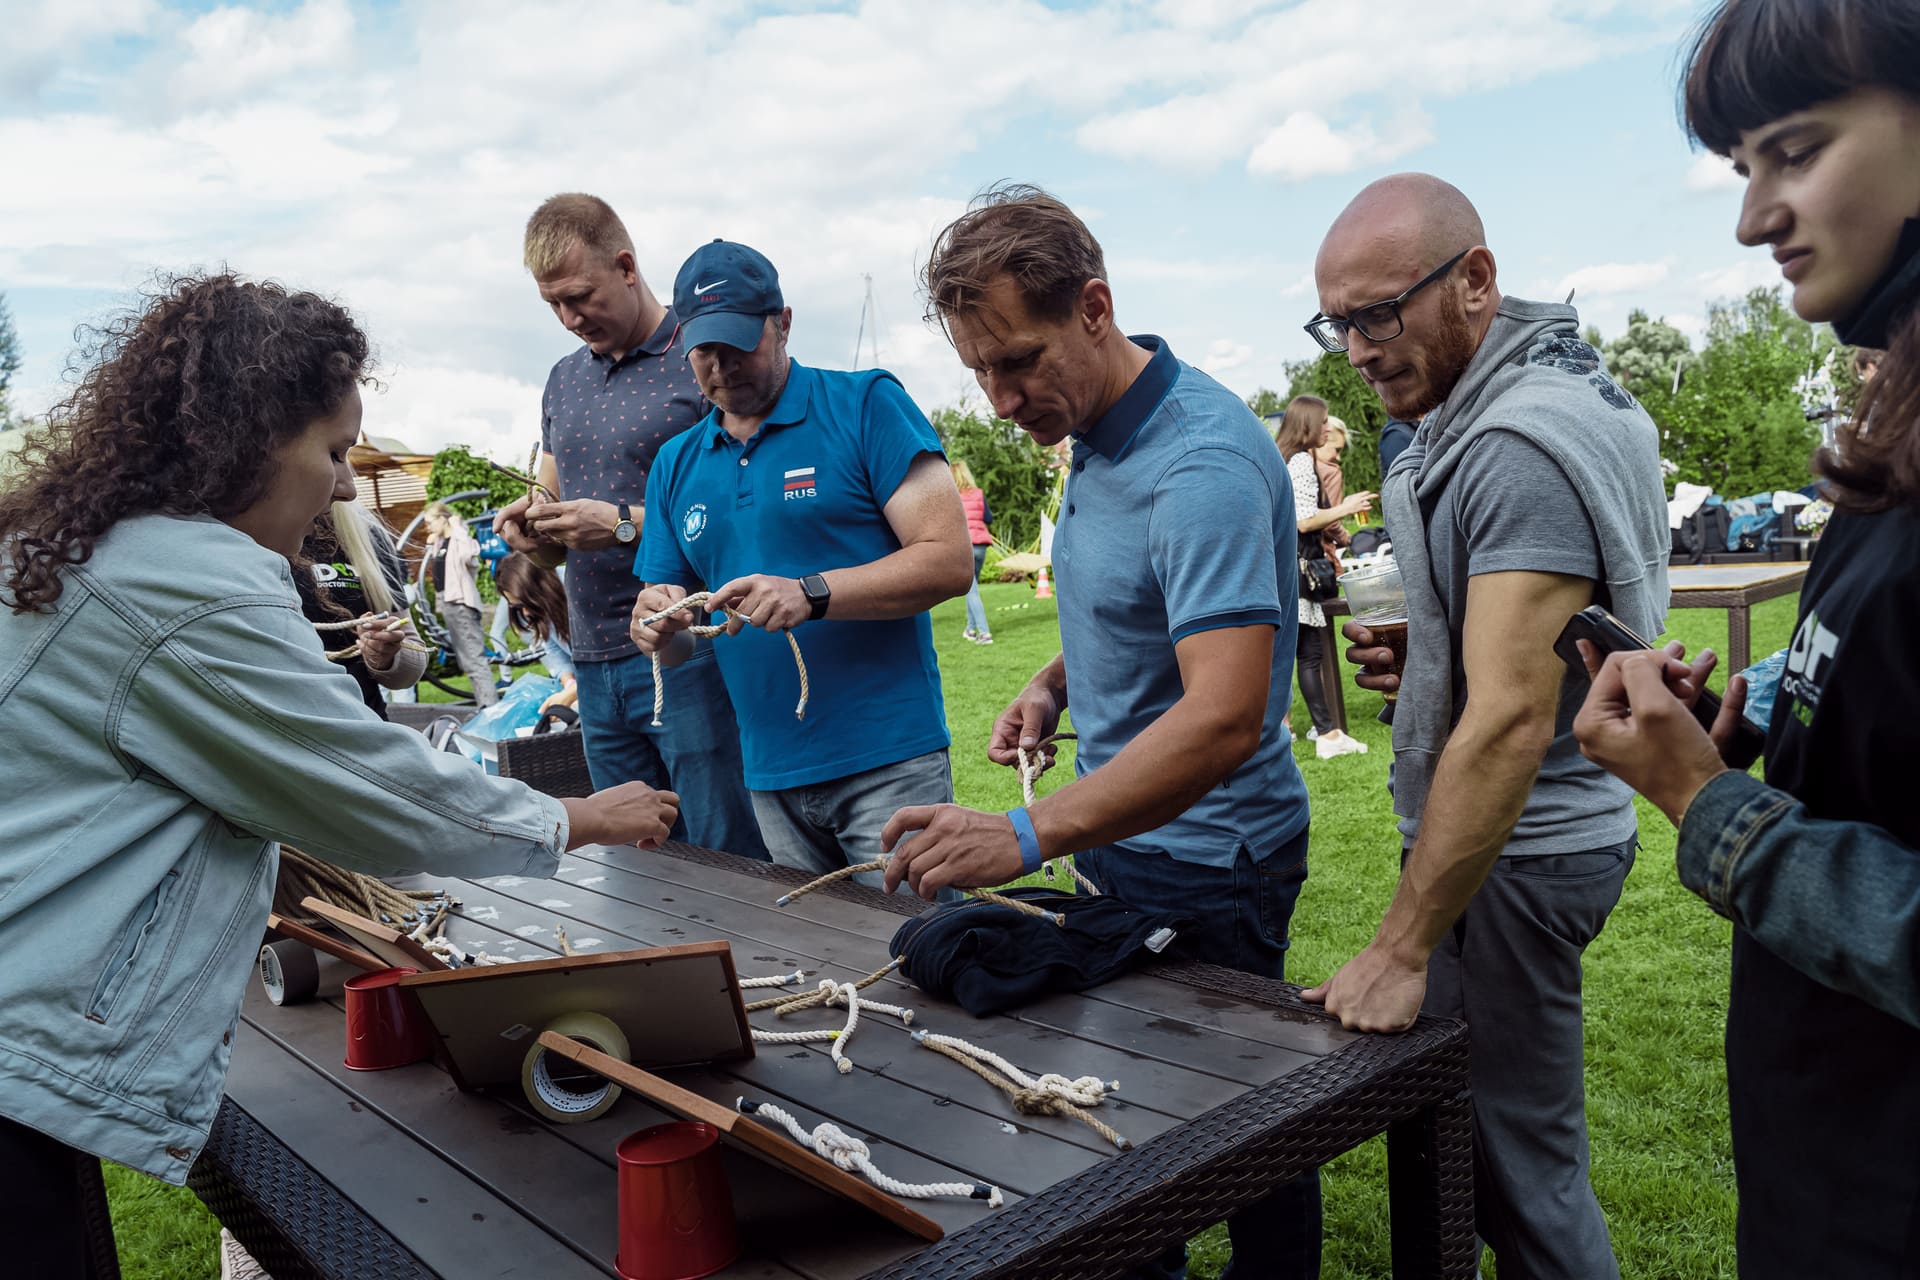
1337, 556, 1408, 704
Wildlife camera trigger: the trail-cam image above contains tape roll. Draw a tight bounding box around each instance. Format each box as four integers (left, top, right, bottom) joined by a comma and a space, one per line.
522, 1010, 631, 1124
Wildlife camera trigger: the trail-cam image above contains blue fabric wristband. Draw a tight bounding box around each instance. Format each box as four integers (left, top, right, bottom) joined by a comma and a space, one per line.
1006, 806, 1042, 874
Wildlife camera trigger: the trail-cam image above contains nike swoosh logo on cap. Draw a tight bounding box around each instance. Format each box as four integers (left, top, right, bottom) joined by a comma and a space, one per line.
694, 279, 729, 293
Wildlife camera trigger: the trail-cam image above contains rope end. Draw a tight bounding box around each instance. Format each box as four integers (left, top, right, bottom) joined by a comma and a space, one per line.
900, 1010, 914, 1026
736, 1097, 757, 1114
971, 1184, 1004, 1208
650, 714, 665, 728
836, 1058, 853, 1075
1116, 1137, 1134, 1150
910, 1029, 928, 1043
775, 894, 793, 906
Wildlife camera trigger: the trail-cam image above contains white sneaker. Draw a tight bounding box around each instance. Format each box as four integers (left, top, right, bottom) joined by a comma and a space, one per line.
1314, 731, 1369, 759
1306, 727, 1321, 741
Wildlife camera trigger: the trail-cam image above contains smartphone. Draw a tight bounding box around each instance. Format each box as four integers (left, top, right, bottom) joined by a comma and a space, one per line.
1554, 605, 1764, 757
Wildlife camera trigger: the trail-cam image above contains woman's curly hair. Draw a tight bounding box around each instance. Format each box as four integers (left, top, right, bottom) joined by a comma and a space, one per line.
0, 273, 371, 612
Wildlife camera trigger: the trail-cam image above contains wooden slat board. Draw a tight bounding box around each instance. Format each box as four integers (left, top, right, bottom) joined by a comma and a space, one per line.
301, 898, 449, 973
398, 941, 754, 1091
266, 912, 383, 971
539, 1033, 945, 1243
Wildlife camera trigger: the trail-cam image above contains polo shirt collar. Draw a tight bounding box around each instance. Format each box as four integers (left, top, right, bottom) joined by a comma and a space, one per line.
704, 359, 812, 448
593, 308, 681, 369
1075, 336, 1177, 462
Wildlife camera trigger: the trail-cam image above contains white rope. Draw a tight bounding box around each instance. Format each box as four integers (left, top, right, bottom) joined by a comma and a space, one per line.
819, 980, 915, 1026
739, 969, 808, 989
735, 1098, 1003, 1207
1015, 742, 1100, 895
751, 1027, 841, 1045
912, 1031, 1118, 1107
830, 981, 860, 1074
632, 591, 808, 726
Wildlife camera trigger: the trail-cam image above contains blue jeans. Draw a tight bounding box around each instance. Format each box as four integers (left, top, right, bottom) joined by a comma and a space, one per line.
574, 644, 768, 860
751, 747, 953, 890
964, 544, 991, 635
1077, 830, 1323, 1280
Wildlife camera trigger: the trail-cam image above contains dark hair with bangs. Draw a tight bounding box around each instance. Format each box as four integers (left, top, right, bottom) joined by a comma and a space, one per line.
1681, 0, 1920, 156
1682, 0, 1920, 512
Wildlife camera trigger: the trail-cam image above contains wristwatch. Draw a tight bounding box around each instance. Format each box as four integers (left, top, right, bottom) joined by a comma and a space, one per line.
799, 573, 831, 621
613, 501, 637, 545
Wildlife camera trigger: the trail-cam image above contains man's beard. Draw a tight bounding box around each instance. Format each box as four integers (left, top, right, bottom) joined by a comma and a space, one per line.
1389, 291, 1479, 420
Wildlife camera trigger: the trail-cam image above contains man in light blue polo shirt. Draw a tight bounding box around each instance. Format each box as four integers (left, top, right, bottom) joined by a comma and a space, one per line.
630, 240, 975, 881
881, 184, 1318, 1279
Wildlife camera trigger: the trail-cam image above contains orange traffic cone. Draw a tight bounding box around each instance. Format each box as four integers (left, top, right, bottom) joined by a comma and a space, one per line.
1034, 565, 1053, 600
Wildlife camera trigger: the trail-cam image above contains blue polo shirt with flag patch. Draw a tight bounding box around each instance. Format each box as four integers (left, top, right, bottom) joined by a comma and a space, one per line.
637, 359, 950, 790
1054, 336, 1310, 867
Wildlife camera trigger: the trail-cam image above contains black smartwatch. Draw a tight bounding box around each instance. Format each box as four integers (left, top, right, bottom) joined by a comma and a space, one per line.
799, 573, 831, 621
613, 501, 638, 545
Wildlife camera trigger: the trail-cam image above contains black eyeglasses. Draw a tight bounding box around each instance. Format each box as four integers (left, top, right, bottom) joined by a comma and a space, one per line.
1303, 248, 1472, 353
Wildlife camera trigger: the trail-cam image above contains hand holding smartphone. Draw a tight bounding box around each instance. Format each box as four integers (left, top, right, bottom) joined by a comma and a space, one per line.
1554, 605, 1765, 763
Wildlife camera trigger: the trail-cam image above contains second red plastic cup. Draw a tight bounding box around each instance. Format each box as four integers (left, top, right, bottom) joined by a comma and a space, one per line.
342, 967, 432, 1071
615, 1121, 739, 1280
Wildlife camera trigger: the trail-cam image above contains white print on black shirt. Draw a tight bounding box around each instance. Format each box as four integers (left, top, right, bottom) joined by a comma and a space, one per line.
1781, 609, 1840, 725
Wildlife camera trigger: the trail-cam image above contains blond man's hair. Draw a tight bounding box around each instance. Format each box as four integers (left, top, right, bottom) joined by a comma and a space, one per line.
524, 193, 635, 276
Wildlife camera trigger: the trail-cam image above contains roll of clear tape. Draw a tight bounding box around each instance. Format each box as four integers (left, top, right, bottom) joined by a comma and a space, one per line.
521, 1010, 631, 1124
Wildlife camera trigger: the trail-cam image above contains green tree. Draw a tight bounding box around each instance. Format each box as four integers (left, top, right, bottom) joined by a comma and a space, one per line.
1245, 387, 1286, 419
1602, 309, 1692, 397
932, 403, 1056, 552
424, 445, 527, 602
0, 292, 21, 429
1282, 351, 1388, 497
1650, 288, 1829, 495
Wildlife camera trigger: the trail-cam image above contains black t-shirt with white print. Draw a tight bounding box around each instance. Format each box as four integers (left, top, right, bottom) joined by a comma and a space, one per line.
297, 527, 412, 719
1726, 500, 1920, 1275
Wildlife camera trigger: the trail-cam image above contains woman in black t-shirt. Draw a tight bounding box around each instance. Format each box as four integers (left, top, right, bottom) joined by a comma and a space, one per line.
296, 502, 425, 717
1574, 2, 1920, 1274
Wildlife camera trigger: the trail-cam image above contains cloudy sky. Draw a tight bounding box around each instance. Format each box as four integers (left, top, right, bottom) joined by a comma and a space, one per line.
3, 0, 1773, 461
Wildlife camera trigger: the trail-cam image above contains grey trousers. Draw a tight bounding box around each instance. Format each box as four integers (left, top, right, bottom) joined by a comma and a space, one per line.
1423, 839, 1635, 1280
440, 602, 498, 706
751, 748, 953, 890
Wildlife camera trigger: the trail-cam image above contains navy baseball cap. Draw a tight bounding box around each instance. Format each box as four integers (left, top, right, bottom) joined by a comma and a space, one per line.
673, 239, 784, 352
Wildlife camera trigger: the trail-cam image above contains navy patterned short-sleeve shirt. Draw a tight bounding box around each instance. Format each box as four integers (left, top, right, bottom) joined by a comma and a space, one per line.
540, 309, 708, 661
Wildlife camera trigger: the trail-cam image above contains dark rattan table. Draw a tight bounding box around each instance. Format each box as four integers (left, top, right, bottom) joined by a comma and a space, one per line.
191, 843, 1473, 1279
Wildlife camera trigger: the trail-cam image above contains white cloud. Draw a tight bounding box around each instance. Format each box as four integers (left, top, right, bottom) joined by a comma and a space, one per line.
1558, 260, 1672, 298
1245, 110, 1434, 183
1200, 339, 1255, 375
1694, 258, 1784, 302
1280, 271, 1317, 298
170, 0, 356, 106
363, 364, 543, 464
1685, 152, 1743, 193
0, 0, 157, 98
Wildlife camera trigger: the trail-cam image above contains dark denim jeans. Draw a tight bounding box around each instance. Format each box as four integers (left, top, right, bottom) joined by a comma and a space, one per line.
574, 644, 768, 860
1075, 829, 1323, 1280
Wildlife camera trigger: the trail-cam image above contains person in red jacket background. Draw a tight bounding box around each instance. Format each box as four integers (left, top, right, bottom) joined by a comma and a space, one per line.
953, 459, 995, 644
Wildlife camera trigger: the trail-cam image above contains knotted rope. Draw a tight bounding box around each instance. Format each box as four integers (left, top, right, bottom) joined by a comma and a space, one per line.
311, 614, 433, 664
746, 958, 898, 1013
775, 861, 1064, 925
736, 1098, 1003, 1206
632, 591, 808, 727
912, 1031, 1132, 1150
1016, 737, 1100, 896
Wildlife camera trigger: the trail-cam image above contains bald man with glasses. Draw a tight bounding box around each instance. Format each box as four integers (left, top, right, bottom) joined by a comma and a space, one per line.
1299, 174, 1671, 1280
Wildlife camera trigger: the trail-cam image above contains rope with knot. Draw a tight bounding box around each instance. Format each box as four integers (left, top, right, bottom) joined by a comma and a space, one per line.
736, 1098, 1004, 1206
775, 860, 1064, 925
1015, 735, 1100, 896
912, 1030, 1131, 1151
745, 958, 899, 1013
632, 591, 808, 727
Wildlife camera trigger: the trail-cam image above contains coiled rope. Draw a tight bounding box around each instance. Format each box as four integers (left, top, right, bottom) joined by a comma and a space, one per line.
631, 591, 808, 727
736, 1098, 1004, 1206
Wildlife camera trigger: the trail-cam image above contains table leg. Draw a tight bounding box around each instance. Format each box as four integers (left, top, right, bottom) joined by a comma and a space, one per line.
1729, 605, 1752, 673
1321, 623, 1348, 734
1388, 1086, 1477, 1279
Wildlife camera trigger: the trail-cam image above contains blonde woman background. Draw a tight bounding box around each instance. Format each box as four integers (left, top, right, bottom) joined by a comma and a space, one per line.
419, 501, 498, 706
1275, 395, 1374, 758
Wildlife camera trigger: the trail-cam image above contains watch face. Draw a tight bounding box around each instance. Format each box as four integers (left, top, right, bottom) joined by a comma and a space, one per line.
615, 520, 636, 543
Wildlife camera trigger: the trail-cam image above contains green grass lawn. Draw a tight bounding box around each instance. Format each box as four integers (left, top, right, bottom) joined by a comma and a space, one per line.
108, 579, 1790, 1278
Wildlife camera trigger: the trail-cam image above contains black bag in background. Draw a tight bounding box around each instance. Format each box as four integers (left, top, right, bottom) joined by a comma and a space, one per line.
890, 887, 1191, 1016
1672, 503, 1732, 563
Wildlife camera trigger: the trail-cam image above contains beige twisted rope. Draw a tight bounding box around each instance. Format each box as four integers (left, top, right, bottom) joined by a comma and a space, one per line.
632, 591, 808, 727
1016, 737, 1100, 895
747, 958, 900, 1014
912, 1031, 1132, 1150
274, 847, 455, 938
312, 614, 433, 663
775, 860, 1063, 925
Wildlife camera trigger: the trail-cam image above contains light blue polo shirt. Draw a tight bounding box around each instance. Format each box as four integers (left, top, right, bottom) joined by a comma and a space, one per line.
1054, 337, 1310, 866
637, 359, 949, 790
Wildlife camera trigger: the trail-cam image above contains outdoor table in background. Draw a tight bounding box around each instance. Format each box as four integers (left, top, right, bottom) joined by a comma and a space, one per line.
189, 842, 1476, 1279
1316, 561, 1808, 735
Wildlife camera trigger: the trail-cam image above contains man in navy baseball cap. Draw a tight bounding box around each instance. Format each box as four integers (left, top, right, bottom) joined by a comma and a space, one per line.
673, 239, 785, 352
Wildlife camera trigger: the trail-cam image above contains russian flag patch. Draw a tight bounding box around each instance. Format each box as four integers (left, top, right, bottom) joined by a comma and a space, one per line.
783, 466, 818, 500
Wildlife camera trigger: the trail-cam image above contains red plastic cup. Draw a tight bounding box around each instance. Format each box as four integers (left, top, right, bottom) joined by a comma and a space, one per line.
615, 1122, 739, 1280
342, 967, 433, 1071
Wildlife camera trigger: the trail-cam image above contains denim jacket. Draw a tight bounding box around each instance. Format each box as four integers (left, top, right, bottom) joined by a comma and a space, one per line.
1679, 771, 1919, 1029
0, 515, 568, 1182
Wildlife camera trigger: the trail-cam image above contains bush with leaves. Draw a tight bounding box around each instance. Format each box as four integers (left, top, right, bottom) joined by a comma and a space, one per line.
1603, 310, 1692, 398
1277, 352, 1390, 498
932, 403, 1057, 552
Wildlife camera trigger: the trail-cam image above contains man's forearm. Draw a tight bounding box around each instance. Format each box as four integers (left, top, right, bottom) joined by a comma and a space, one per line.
1028, 694, 1258, 860
818, 540, 974, 620
1375, 714, 1552, 961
